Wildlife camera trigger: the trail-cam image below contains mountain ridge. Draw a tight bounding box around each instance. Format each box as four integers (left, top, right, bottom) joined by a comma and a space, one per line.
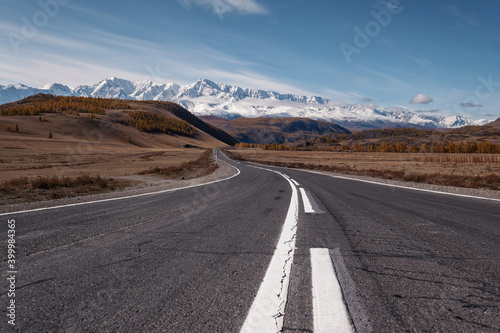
200, 116, 351, 144
0, 77, 490, 130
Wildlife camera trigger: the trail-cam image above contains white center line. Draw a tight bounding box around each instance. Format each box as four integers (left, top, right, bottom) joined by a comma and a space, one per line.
310, 248, 354, 333
241, 166, 299, 333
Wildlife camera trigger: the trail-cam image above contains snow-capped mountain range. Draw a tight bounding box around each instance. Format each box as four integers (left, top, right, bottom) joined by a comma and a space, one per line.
0, 77, 490, 129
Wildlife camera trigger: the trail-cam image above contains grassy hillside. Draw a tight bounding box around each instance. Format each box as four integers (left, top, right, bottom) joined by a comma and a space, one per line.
145, 102, 239, 146
0, 94, 237, 148
201, 116, 350, 144
0, 95, 235, 203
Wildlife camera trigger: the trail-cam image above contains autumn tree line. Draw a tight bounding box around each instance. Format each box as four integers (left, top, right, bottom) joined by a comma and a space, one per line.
235, 140, 500, 154
125, 111, 195, 137
0, 94, 131, 116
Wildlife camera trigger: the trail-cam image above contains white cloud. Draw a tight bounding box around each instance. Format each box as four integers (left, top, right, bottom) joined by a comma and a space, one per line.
410, 94, 434, 104
177, 0, 268, 18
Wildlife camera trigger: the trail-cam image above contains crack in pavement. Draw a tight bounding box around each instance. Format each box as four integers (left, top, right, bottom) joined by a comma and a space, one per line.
273, 224, 298, 331
240, 165, 299, 333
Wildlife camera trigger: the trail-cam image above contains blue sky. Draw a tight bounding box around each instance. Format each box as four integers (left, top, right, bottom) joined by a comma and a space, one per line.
1, 0, 499, 119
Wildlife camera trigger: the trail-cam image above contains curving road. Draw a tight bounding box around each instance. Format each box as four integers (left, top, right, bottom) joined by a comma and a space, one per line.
1, 151, 499, 332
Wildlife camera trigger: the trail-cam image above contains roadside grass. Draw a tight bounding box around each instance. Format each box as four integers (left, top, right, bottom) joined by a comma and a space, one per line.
0, 149, 218, 206
0, 175, 133, 205
139, 149, 218, 179
225, 150, 500, 191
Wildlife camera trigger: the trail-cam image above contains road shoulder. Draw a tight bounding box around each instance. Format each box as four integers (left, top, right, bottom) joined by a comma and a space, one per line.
0, 158, 239, 214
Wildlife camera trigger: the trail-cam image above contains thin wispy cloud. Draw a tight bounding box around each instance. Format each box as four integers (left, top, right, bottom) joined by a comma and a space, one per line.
460, 102, 482, 108
444, 5, 481, 26
355, 65, 411, 89
177, 0, 268, 18
0, 58, 143, 87
203, 68, 315, 96
1, 0, 498, 120
323, 89, 360, 104
411, 57, 431, 68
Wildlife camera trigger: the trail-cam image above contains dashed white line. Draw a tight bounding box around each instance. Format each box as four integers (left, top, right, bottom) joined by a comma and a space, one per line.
310, 248, 354, 333
299, 188, 325, 214
299, 188, 315, 214
291, 179, 300, 186
241, 165, 299, 333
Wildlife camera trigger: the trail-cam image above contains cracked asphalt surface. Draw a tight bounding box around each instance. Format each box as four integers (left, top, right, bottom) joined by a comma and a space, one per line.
1, 153, 499, 332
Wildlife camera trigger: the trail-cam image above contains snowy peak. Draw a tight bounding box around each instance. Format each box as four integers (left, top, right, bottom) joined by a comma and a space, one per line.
0, 77, 491, 129
92, 79, 129, 99
440, 115, 489, 128
179, 78, 224, 98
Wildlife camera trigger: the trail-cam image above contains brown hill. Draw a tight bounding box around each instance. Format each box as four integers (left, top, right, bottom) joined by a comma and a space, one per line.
200, 116, 350, 144
0, 95, 239, 184
488, 118, 500, 128
0, 94, 237, 149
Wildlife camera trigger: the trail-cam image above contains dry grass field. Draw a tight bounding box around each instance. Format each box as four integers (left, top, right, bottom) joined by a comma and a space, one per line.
226, 149, 500, 191
0, 137, 214, 205
0, 110, 221, 179
0, 102, 226, 204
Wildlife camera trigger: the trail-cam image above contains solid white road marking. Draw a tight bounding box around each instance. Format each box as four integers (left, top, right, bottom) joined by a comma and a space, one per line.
0, 161, 241, 217
241, 166, 299, 333
310, 248, 354, 333
299, 188, 315, 213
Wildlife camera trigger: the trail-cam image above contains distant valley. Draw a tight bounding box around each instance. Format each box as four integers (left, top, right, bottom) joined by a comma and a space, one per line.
200, 116, 350, 144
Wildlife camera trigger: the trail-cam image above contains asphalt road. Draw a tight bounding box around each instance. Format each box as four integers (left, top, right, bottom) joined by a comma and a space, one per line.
1, 152, 499, 332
